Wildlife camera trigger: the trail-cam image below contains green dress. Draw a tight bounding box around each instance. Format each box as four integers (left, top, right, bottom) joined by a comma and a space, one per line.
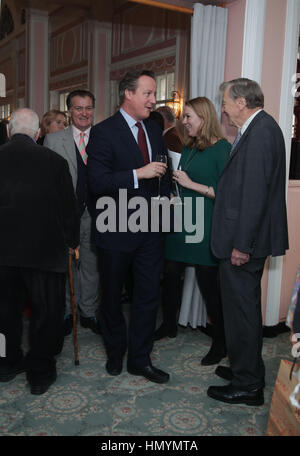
165, 139, 231, 266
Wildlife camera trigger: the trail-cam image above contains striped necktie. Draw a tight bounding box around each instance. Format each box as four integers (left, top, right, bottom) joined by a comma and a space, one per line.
78, 132, 88, 165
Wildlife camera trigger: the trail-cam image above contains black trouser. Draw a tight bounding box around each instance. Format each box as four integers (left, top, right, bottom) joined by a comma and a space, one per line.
161, 260, 225, 346
0, 266, 65, 378
219, 257, 266, 390
98, 234, 164, 368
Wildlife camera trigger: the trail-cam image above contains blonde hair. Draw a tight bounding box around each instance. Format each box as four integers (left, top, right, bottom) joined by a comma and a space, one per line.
40, 109, 67, 136
184, 97, 224, 150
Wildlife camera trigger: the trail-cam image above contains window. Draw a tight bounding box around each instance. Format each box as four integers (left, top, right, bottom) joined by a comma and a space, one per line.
109, 71, 176, 116
59, 92, 69, 113
155, 72, 175, 107
0, 103, 11, 119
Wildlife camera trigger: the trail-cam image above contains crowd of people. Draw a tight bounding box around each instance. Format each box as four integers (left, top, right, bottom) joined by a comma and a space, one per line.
0, 72, 289, 407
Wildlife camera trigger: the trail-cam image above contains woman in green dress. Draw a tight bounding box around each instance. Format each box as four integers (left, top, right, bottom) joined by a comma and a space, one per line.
155, 96, 231, 366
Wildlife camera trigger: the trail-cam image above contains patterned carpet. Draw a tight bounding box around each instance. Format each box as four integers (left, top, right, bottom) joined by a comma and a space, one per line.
0, 308, 292, 437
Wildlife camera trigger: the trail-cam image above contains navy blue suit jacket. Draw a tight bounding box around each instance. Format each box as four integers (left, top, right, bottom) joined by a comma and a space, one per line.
87, 111, 170, 252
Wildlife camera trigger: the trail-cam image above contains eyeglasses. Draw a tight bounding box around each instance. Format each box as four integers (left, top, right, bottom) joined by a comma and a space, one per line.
71, 106, 94, 112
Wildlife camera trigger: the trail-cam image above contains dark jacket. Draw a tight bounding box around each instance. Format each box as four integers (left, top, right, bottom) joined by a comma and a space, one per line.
211, 110, 289, 259
87, 111, 171, 252
163, 126, 182, 153
0, 134, 79, 272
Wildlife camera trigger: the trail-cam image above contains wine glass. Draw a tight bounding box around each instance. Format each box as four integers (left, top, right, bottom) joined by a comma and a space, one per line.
155, 153, 168, 199
172, 165, 184, 206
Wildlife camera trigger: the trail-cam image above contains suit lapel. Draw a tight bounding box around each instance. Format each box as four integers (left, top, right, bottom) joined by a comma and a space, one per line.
144, 120, 157, 162
63, 126, 77, 173
221, 110, 266, 176
230, 110, 265, 159
114, 111, 147, 167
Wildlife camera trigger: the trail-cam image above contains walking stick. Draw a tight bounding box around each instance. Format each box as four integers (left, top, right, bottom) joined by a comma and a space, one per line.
68, 249, 80, 366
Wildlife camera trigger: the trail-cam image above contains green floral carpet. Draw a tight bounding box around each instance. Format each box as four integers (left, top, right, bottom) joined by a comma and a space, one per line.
0, 312, 292, 437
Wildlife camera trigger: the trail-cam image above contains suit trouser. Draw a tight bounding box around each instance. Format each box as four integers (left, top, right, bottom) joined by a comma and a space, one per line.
66, 208, 99, 319
0, 266, 65, 378
219, 257, 266, 390
97, 234, 163, 367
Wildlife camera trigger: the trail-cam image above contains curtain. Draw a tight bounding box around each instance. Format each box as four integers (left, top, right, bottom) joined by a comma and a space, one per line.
190, 3, 228, 115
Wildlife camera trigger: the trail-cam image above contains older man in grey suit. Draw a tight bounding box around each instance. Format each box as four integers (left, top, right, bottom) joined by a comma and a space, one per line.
44, 90, 100, 336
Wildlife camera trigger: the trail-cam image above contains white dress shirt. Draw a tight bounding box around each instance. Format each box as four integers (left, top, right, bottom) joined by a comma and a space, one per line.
119, 108, 153, 189
72, 125, 91, 149
241, 109, 263, 135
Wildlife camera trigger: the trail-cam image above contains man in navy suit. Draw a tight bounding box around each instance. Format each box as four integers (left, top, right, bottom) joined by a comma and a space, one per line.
208, 78, 289, 406
87, 70, 170, 383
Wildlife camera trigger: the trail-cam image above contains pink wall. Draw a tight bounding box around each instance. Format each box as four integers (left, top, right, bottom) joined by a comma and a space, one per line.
224, 0, 246, 81
224, 0, 287, 122
280, 182, 300, 321
261, 0, 287, 122
222, 0, 246, 143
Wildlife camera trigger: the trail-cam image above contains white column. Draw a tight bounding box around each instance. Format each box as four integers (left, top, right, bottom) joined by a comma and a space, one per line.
25, 8, 49, 118
265, 0, 300, 326
241, 0, 266, 83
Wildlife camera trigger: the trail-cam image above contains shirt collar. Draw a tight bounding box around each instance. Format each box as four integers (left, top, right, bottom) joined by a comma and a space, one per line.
241, 109, 263, 135
72, 125, 91, 139
120, 108, 144, 129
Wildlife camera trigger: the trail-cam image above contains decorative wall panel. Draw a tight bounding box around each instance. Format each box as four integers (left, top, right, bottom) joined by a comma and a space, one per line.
111, 4, 186, 65
110, 55, 176, 81
50, 21, 88, 76
50, 73, 87, 92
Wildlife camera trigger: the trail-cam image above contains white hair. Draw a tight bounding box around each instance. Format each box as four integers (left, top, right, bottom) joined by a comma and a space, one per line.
8, 108, 40, 138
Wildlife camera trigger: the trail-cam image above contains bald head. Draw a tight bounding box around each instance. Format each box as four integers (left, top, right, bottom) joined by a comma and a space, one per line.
8, 108, 40, 140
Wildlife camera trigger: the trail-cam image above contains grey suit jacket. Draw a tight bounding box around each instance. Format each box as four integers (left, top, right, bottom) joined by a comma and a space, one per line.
44, 126, 77, 190
211, 110, 289, 259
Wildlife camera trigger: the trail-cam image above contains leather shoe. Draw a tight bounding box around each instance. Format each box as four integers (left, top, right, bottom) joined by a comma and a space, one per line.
207, 383, 264, 406
0, 360, 25, 382
28, 372, 57, 395
106, 359, 122, 376
215, 365, 233, 381
80, 316, 101, 335
127, 364, 169, 384
201, 344, 226, 366
154, 324, 177, 341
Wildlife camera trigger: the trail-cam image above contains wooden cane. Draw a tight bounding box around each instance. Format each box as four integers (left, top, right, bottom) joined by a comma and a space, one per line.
68, 250, 79, 366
